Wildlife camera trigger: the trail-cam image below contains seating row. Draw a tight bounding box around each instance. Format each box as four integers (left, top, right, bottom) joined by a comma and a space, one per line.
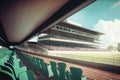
0, 49, 35, 80
20, 52, 87, 80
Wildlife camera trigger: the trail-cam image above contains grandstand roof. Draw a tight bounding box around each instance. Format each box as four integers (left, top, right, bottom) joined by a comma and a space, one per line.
62, 20, 103, 35
0, 0, 95, 48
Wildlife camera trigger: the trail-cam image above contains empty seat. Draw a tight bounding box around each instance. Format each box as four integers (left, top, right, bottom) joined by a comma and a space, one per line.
0, 65, 14, 74
50, 61, 59, 80
35, 58, 42, 70
4, 56, 27, 79
58, 62, 67, 80
19, 70, 35, 80
70, 67, 86, 80
40, 59, 49, 76
15, 66, 27, 79
0, 50, 36, 80
0, 70, 16, 80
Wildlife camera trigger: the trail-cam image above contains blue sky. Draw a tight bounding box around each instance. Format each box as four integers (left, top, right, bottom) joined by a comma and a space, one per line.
67, 0, 120, 29
67, 0, 120, 48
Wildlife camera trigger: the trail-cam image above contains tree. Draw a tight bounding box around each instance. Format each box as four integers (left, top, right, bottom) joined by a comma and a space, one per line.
107, 45, 114, 51
117, 42, 120, 51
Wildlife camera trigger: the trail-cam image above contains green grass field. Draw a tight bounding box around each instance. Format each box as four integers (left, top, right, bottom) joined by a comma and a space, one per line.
48, 51, 120, 66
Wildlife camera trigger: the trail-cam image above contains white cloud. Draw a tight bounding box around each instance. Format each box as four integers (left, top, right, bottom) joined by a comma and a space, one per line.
94, 19, 120, 48
111, 0, 120, 9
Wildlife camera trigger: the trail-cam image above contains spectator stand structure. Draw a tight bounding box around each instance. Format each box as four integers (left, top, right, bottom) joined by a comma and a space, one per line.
37, 20, 103, 51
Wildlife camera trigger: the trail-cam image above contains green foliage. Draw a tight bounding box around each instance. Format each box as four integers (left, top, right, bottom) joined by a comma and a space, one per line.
117, 42, 120, 51
107, 45, 114, 51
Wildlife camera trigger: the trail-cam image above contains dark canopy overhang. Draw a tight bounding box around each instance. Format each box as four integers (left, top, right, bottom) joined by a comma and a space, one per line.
0, 0, 95, 48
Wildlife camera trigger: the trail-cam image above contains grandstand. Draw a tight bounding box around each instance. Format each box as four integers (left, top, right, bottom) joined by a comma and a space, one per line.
38, 20, 103, 51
